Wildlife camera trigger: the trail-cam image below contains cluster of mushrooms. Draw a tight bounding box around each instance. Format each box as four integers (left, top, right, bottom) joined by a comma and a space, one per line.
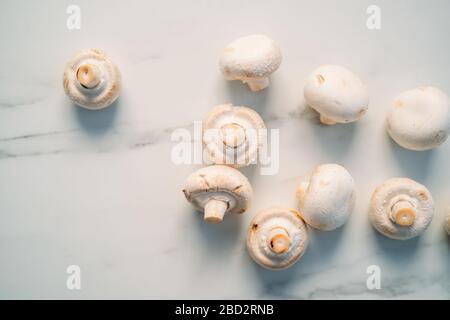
62, 35, 450, 270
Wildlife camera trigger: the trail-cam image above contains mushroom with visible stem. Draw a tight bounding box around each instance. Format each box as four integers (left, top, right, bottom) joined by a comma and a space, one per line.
63, 49, 121, 110
369, 178, 434, 240
203, 104, 266, 167
247, 207, 308, 270
219, 34, 282, 92
303, 65, 369, 125
182, 165, 252, 223
296, 164, 355, 231
386, 86, 450, 151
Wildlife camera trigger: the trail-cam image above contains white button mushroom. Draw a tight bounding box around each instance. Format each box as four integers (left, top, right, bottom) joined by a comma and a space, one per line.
183, 165, 253, 223
369, 178, 434, 240
203, 104, 266, 167
219, 34, 282, 92
303, 65, 369, 125
63, 49, 121, 110
386, 86, 450, 151
247, 207, 308, 270
296, 164, 355, 231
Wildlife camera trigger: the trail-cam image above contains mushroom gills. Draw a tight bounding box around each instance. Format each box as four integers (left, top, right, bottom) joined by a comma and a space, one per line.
63, 49, 121, 110
202, 104, 266, 167
183, 165, 253, 224
246, 207, 308, 270
369, 178, 434, 240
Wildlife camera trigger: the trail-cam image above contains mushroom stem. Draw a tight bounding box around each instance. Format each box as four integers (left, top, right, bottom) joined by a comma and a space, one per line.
390, 201, 416, 226
319, 114, 337, 126
268, 228, 291, 254
245, 78, 269, 92
220, 123, 246, 148
76, 63, 101, 89
204, 199, 228, 224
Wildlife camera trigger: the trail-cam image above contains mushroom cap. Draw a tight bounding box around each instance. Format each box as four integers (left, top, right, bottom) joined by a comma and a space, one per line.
63, 49, 121, 110
386, 86, 450, 151
203, 104, 266, 167
369, 178, 434, 240
304, 65, 369, 123
247, 207, 308, 270
183, 165, 253, 216
219, 34, 282, 81
296, 164, 355, 231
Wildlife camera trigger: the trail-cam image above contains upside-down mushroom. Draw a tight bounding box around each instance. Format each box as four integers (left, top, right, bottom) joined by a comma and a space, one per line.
369, 178, 434, 240
219, 34, 282, 92
203, 104, 266, 167
247, 207, 308, 270
63, 49, 121, 110
183, 165, 253, 223
303, 65, 369, 125
386, 86, 450, 151
296, 164, 355, 231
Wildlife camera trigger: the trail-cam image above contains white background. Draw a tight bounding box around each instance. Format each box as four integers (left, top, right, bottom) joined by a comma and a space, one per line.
0, 0, 449, 299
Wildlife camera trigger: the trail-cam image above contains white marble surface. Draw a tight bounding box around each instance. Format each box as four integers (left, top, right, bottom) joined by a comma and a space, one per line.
0, 0, 449, 299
